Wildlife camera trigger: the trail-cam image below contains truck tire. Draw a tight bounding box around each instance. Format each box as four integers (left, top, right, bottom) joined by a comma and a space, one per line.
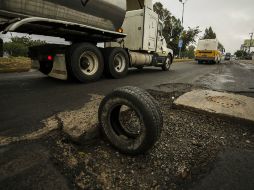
39, 61, 53, 75
98, 86, 163, 155
67, 43, 104, 83
162, 55, 172, 71
103, 48, 129, 79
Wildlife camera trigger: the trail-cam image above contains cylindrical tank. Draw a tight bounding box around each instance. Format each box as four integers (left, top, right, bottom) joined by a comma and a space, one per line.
129, 52, 153, 66
0, 0, 126, 31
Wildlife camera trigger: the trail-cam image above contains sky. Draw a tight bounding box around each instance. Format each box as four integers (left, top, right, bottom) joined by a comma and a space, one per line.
1, 0, 253, 53
154, 0, 254, 53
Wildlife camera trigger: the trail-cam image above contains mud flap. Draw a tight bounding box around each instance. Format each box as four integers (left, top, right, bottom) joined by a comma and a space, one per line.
48, 54, 68, 80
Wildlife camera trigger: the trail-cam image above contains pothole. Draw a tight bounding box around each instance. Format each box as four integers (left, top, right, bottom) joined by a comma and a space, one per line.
0, 94, 103, 146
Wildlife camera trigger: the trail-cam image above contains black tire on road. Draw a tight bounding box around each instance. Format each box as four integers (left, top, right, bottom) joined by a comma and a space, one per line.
162, 55, 172, 71
103, 48, 129, 79
98, 86, 163, 155
198, 60, 202, 64
39, 61, 53, 75
122, 86, 163, 137
67, 43, 104, 83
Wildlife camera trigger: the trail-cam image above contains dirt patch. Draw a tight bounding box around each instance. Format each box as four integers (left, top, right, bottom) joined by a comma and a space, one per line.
44, 85, 254, 190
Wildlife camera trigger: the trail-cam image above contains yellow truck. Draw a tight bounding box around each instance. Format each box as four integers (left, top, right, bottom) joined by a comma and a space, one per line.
195, 39, 222, 64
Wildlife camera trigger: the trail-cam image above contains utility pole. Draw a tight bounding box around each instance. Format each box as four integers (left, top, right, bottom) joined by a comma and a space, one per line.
178, 0, 188, 58
249, 32, 253, 54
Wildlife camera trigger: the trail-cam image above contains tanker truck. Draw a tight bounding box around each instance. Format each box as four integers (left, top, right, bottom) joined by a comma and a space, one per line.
0, 0, 173, 82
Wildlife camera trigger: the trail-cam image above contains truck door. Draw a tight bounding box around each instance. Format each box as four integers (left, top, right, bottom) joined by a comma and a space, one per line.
143, 8, 159, 51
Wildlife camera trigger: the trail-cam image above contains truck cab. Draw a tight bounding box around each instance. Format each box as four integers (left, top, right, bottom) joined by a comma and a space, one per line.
107, 0, 173, 70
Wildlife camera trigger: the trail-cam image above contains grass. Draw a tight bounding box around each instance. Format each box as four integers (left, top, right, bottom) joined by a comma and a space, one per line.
173, 58, 194, 63
0, 57, 31, 73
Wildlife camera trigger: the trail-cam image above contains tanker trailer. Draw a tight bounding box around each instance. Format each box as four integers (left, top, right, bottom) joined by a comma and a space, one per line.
0, 0, 173, 82
0, 0, 126, 41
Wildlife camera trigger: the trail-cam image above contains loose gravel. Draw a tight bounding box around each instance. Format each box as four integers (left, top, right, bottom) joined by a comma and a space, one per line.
45, 84, 254, 190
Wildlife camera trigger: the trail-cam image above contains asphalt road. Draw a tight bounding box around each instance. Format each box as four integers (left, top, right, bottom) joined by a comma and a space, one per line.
0, 60, 254, 190
0, 61, 215, 137
1, 61, 253, 137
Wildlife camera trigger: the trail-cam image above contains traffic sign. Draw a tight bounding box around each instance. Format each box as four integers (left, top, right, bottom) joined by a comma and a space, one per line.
178, 39, 183, 48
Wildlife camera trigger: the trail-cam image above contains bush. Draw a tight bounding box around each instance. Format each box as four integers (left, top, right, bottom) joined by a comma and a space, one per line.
4, 42, 29, 57
234, 50, 247, 58
3, 36, 45, 57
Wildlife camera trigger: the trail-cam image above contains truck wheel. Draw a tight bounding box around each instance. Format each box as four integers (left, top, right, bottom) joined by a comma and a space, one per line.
162, 56, 172, 71
39, 61, 53, 75
103, 48, 129, 79
67, 43, 104, 83
99, 86, 163, 155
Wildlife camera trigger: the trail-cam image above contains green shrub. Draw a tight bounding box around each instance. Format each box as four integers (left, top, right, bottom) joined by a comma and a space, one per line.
3, 36, 45, 57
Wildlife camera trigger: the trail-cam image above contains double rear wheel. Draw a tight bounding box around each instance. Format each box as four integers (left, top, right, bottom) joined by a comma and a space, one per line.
66, 44, 129, 82
66, 43, 104, 83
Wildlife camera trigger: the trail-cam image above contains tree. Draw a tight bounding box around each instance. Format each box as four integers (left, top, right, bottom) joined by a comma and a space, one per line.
203, 27, 216, 39
235, 50, 247, 58
203, 27, 224, 52
183, 45, 195, 58
181, 27, 201, 52
3, 36, 45, 57
153, 2, 201, 55
218, 42, 224, 52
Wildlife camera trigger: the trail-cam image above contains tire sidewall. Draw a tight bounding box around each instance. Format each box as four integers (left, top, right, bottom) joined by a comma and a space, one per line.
70, 43, 104, 82
162, 55, 172, 71
99, 90, 159, 154
107, 48, 129, 79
